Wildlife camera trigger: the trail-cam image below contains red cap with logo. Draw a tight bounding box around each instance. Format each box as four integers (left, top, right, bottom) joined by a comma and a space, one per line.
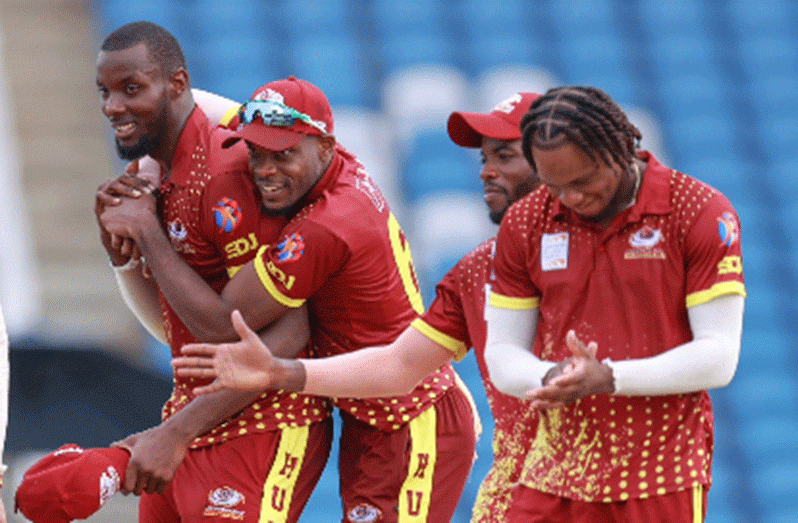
222, 76, 333, 151
447, 92, 541, 148
15, 444, 130, 523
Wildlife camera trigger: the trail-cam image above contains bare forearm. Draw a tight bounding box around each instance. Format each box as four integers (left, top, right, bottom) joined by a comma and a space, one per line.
133, 220, 238, 342
276, 327, 450, 398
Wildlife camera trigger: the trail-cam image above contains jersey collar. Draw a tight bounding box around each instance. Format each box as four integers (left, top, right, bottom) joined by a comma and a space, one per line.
162, 105, 210, 188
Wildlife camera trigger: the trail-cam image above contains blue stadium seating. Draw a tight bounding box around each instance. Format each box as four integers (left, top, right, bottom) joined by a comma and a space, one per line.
726, 0, 796, 39
636, 0, 708, 38
547, 0, 618, 36
279, 0, 352, 37
288, 34, 371, 107
462, 32, 544, 79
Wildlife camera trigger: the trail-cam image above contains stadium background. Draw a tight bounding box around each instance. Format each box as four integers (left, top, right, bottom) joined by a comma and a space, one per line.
0, 0, 795, 521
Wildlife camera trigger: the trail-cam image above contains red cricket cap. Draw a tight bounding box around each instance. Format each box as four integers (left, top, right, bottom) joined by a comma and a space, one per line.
447, 92, 541, 148
222, 76, 334, 151
15, 443, 130, 523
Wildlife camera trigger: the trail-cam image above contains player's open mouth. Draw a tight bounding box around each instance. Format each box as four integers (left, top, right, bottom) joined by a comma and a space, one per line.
258, 183, 286, 197
113, 122, 136, 140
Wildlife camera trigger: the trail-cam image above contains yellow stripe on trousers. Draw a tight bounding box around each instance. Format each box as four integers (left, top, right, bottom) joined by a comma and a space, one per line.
399, 407, 437, 522
259, 425, 310, 523
692, 484, 703, 523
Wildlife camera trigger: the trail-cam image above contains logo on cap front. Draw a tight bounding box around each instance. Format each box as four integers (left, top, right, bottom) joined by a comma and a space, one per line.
99, 466, 121, 507
254, 88, 285, 104
493, 93, 523, 114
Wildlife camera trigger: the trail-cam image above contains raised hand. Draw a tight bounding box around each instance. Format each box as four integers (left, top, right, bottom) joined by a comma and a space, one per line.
526, 330, 614, 409
173, 310, 278, 394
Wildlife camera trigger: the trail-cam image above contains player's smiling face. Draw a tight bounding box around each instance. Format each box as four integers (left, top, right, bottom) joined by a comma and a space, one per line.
246, 135, 335, 216
96, 43, 170, 161
532, 141, 623, 221
480, 137, 539, 224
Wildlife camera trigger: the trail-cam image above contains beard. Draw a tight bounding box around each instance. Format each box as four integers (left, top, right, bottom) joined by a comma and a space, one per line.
114, 97, 169, 161
489, 180, 537, 225
260, 203, 292, 217
116, 134, 159, 161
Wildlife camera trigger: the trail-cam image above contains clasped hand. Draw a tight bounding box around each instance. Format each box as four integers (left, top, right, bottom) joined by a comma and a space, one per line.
526, 330, 615, 409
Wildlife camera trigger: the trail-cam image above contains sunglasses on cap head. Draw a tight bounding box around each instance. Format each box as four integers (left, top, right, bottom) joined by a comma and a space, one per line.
238, 99, 328, 134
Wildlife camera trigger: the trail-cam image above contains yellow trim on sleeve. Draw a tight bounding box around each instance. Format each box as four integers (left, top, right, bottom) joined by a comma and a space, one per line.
411, 318, 468, 361
253, 245, 306, 308
488, 291, 539, 310
219, 103, 242, 127
685, 281, 747, 308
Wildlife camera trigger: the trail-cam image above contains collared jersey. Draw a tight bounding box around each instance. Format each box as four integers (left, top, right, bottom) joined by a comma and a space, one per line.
156, 107, 330, 448
253, 145, 456, 432
412, 239, 539, 522
489, 151, 746, 502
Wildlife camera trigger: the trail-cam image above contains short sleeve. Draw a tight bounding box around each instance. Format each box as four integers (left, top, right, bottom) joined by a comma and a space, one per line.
684, 193, 746, 308
253, 220, 348, 307
415, 268, 470, 360
490, 207, 538, 309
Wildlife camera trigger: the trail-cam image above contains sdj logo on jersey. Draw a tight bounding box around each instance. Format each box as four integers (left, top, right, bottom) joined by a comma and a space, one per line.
213, 197, 242, 233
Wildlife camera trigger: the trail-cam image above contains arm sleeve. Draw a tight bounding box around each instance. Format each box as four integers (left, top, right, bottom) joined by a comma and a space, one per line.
484, 302, 553, 398
607, 293, 744, 395
191, 88, 240, 126
113, 259, 167, 344
0, 304, 9, 477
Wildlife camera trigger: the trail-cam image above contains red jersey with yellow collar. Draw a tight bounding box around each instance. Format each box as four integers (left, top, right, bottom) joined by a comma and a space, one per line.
156, 107, 330, 448
253, 145, 457, 432
489, 152, 746, 502
413, 239, 538, 522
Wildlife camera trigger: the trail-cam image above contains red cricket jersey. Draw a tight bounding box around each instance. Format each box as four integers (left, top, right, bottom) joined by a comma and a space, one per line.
252, 145, 457, 432
156, 107, 330, 448
490, 152, 746, 502
413, 239, 539, 522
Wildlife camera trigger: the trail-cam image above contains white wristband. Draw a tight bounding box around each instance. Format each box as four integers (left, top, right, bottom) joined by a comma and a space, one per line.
111, 257, 142, 272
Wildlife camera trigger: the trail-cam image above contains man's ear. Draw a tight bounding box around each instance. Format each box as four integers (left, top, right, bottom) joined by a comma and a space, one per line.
318, 134, 336, 162
168, 68, 189, 99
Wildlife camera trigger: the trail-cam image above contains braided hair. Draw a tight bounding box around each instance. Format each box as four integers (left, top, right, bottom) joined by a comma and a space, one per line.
520, 86, 641, 172
101, 21, 187, 77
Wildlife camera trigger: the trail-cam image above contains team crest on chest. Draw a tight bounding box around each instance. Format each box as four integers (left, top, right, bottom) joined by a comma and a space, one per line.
624, 225, 666, 259
213, 197, 243, 233
168, 219, 188, 249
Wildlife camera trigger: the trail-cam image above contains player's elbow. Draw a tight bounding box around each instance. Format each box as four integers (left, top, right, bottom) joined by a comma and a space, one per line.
484, 343, 515, 396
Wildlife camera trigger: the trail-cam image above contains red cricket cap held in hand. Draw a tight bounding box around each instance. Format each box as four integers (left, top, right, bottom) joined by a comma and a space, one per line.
15, 443, 130, 523
447, 92, 541, 148
223, 76, 334, 151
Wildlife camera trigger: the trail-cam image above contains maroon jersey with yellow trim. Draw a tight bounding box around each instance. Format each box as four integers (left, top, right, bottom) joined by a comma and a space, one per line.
413, 239, 537, 522
490, 152, 746, 502
253, 145, 456, 432
156, 107, 330, 448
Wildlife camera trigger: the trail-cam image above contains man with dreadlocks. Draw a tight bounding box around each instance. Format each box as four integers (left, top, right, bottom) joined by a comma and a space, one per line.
482, 85, 746, 522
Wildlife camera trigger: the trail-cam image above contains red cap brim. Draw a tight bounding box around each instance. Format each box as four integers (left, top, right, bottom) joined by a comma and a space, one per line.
222, 120, 308, 151
447, 111, 523, 148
